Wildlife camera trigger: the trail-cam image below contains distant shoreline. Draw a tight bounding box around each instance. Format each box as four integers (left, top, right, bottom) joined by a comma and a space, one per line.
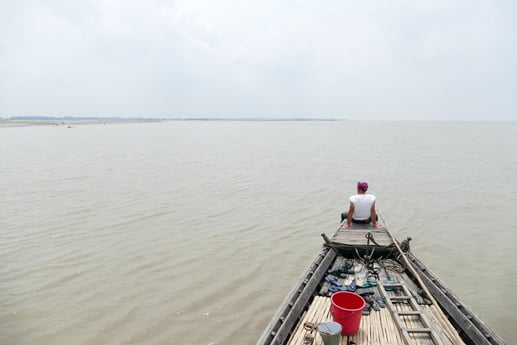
0, 117, 346, 128
0, 118, 165, 128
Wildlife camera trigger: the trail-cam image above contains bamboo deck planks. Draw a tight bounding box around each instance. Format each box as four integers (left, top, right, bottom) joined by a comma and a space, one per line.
287, 296, 405, 345
287, 282, 457, 345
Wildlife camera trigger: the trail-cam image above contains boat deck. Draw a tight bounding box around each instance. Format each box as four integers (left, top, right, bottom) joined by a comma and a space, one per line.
286, 257, 461, 345
332, 227, 393, 247
286, 226, 463, 345
258, 222, 506, 345
328, 226, 397, 254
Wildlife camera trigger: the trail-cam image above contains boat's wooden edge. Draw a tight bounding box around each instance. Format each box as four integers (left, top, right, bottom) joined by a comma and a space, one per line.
256, 247, 336, 345
406, 252, 507, 345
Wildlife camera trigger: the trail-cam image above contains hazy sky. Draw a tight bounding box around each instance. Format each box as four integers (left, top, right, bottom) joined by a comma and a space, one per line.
1, 0, 516, 120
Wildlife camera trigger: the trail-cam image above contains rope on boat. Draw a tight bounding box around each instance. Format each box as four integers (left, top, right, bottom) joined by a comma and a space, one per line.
379, 211, 465, 345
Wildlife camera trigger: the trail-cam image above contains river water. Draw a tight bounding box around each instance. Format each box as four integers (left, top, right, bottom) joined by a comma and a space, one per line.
1, 121, 515, 344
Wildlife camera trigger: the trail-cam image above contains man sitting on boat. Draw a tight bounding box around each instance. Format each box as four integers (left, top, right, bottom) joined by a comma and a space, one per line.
341, 181, 381, 229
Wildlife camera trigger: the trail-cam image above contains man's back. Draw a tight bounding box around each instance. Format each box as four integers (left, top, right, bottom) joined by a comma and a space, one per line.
350, 194, 376, 220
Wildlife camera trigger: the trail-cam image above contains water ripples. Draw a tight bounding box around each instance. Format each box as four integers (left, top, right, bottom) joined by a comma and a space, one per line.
1, 121, 516, 344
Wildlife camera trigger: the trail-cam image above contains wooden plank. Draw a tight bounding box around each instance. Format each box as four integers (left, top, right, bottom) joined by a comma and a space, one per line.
332, 228, 394, 246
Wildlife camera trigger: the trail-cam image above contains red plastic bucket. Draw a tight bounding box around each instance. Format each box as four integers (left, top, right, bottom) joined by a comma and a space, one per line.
330, 291, 365, 335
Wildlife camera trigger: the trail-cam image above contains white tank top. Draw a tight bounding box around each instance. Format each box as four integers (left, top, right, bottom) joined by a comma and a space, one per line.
349, 194, 376, 220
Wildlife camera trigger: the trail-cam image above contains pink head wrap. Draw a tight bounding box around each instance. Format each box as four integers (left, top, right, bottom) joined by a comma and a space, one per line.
357, 181, 368, 192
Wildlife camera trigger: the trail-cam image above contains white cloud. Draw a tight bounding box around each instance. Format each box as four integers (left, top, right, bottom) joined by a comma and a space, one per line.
0, 0, 516, 120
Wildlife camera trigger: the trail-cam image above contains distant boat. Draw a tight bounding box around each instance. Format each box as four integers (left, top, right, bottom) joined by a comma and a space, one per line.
256, 214, 506, 345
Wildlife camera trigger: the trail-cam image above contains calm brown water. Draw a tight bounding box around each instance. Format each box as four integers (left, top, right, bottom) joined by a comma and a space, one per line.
1, 121, 515, 344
